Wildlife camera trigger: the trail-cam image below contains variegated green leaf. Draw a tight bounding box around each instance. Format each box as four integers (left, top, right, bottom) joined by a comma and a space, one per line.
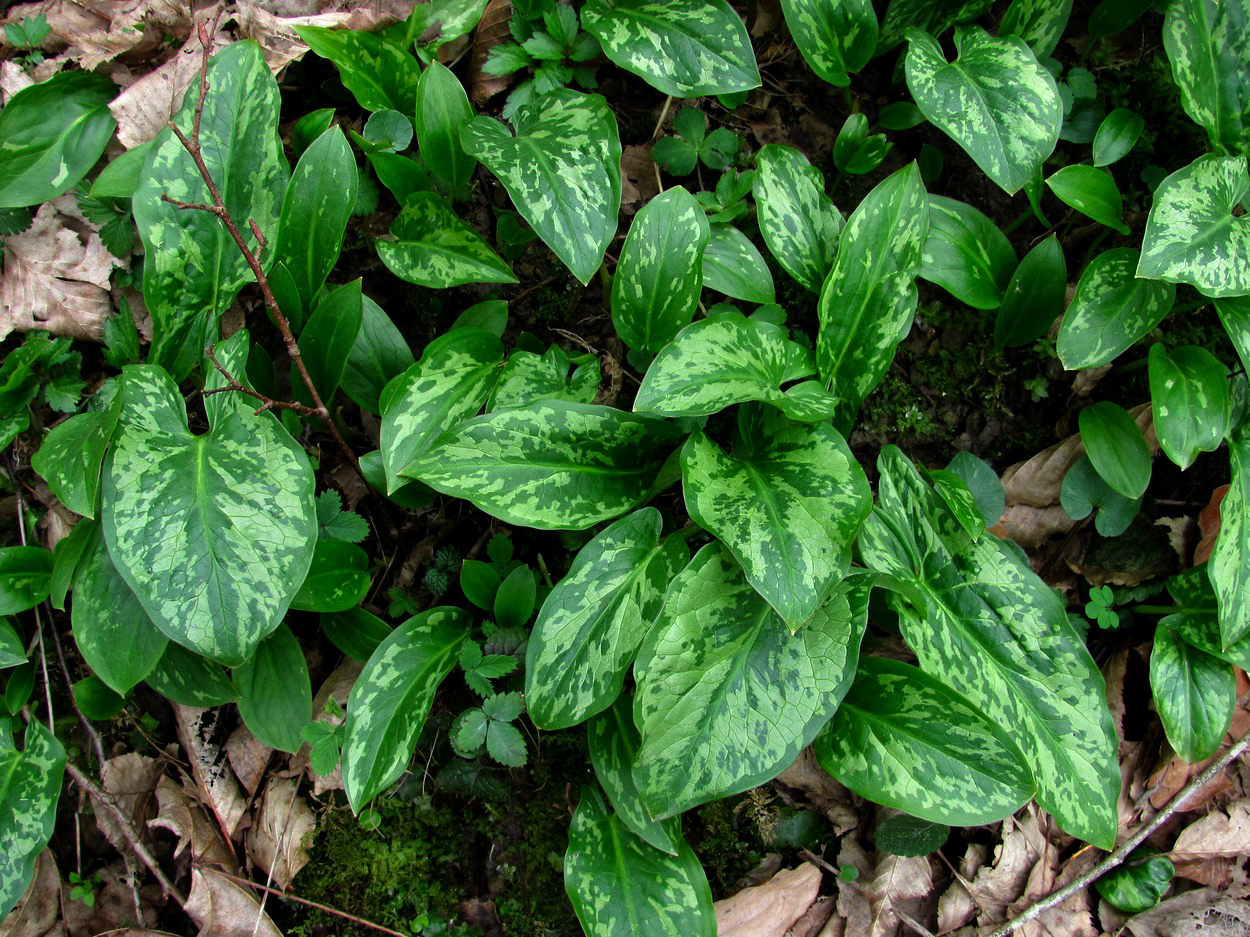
680, 409, 870, 628
144, 642, 238, 707
581, 0, 760, 98
379, 328, 503, 493
564, 785, 715, 937
461, 89, 621, 284
488, 346, 599, 411
377, 192, 516, 288
816, 162, 928, 430
1148, 344, 1230, 470
403, 401, 683, 530
919, 195, 1016, 309
877, 0, 993, 50
1211, 425, 1250, 649
754, 144, 843, 292
31, 396, 120, 519
295, 26, 421, 113
415, 62, 477, 197
1138, 155, 1250, 298
1150, 617, 1235, 764
71, 525, 167, 695
1163, 0, 1250, 156
273, 126, 357, 314
632, 546, 866, 818
1058, 248, 1175, 369
233, 623, 312, 754
102, 348, 317, 666
342, 607, 470, 811
780, 0, 877, 87
1000, 0, 1074, 59
133, 42, 287, 379
611, 187, 709, 353
0, 721, 66, 917
860, 446, 1119, 848
526, 508, 687, 729
634, 312, 839, 422
905, 26, 1061, 194
701, 224, 775, 304
588, 695, 681, 855
813, 656, 1034, 826
1214, 296, 1250, 377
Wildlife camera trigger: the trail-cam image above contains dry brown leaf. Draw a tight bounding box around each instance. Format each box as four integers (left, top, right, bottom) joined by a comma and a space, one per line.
1, 197, 122, 343
173, 705, 248, 842
1172, 799, 1250, 860
998, 434, 1085, 511
936, 842, 989, 932
1, 60, 34, 103
184, 868, 282, 937
714, 863, 822, 937
774, 748, 860, 836
234, 2, 412, 75
92, 753, 165, 857
63, 861, 160, 937
788, 896, 836, 937
864, 853, 932, 937
0, 0, 192, 71
148, 774, 235, 869
245, 777, 315, 891
224, 726, 272, 796
620, 144, 659, 216
1125, 889, 1250, 937
0, 849, 63, 937
1195, 485, 1228, 566
469, 0, 513, 104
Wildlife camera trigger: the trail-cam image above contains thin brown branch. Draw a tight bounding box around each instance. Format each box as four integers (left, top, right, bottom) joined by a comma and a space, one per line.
989, 729, 1250, 937
202, 867, 409, 937
42, 600, 107, 768
203, 345, 322, 418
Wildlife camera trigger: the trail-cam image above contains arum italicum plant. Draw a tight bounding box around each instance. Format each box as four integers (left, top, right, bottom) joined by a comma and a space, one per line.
2, 0, 1250, 933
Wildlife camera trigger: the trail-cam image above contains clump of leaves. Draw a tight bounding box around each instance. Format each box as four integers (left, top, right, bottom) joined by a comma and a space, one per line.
483, 1, 600, 120
695, 168, 754, 223
423, 545, 460, 597
459, 638, 518, 697
0, 333, 84, 449
301, 698, 346, 776
4, 13, 48, 66
653, 108, 741, 177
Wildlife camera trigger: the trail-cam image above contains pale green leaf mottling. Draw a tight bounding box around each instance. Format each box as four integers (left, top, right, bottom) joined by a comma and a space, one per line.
780, 0, 877, 87
754, 144, 843, 292
1211, 426, 1250, 649
1059, 248, 1175, 369
378, 192, 517, 288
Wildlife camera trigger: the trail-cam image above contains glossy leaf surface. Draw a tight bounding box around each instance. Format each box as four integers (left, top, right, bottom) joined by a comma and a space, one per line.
564, 786, 715, 937
462, 89, 621, 284
780, 0, 877, 86
341, 296, 414, 415
1211, 426, 1250, 649
754, 144, 842, 292
0, 548, 51, 616
1079, 401, 1151, 500
701, 224, 775, 304
291, 540, 371, 613
404, 401, 683, 529
1093, 107, 1145, 167
527, 509, 685, 729
633, 546, 865, 817
1150, 617, 1234, 763
343, 607, 470, 811
681, 411, 870, 628
144, 643, 238, 706
31, 401, 120, 519
581, 0, 760, 97
634, 312, 838, 422
860, 447, 1119, 848
814, 657, 1033, 826
1046, 165, 1129, 233
919, 195, 1016, 309
415, 62, 476, 197
1148, 344, 1230, 470
611, 187, 709, 353
1058, 248, 1175, 369
295, 26, 421, 112
378, 192, 516, 288
1000, 0, 1074, 58
1163, 0, 1250, 156
0, 722, 66, 917
233, 624, 312, 753
905, 26, 1061, 194
995, 234, 1066, 349
817, 163, 928, 429
877, 0, 993, 50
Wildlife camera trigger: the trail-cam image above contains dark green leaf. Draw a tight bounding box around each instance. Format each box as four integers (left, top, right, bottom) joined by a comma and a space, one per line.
833, 113, 891, 175
494, 565, 536, 629
31, 398, 120, 519
0, 721, 66, 917
144, 643, 238, 706
296, 26, 422, 113
321, 607, 392, 663
919, 195, 1016, 309
363, 109, 413, 152
1150, 617, 1234, 763
297, 279, 363, 406
341, 296, 414, 415
701, 224, 774, 304
780, 0, 876, 86
1092, 107, 1145, 167
1046, 165, 1129, 234
461, 560, 501, 610
1000, 0, 1074, 59
1095, 850, 1174, 913
49, 518, 95, 611
72, 674, 126, 720
0, 619, 25, 670
995, 234, 1066, 350
1148, 344, 1231, 470
415, 62, 477, 197
1163, 0, 1250, 157
234, 624, 312, 753
291, 540, 372, 613
0, 547, 51, 616
1079, 401, 1151, 500
875, 814, 950, 857
90, 140, 154, 199
1211, 426, 1250, 649
1060, 456, 1140, 537
877, 0, 993, 51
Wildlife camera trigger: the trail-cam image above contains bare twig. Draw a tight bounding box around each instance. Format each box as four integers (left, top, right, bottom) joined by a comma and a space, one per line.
162, 12, 363, 481
989, 730, 1250, 937
202, 345, 322, 418
203, 867, 409, 937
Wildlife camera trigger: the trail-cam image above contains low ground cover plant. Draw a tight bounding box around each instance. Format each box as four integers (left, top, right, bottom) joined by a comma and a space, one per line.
2, 0, 1249, 933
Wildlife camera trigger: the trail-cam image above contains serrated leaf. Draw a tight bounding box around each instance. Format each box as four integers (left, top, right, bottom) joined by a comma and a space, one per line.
1058, 248, 1175, 369
611, 187, 709, 354
486, 718, 527, 766
1079, 401, 1151, 500
632, 546, 866, 818
526, 508, 686, 729
379, 328, 503, 493
588, 695, 681, 855
1138, 155, 1250, 298
415, 63, 477, 197
1046, 165, 1129, 234
234, 624, 312, 753
634, 312, 837, 422
995, 234, 1066, 350
133, 42, 286, 380
0, 71, 116, 209
919, 195, 1016, 309
564, 786, 715, 937
31, 398, 120, 519
780, 0, 877, 86
0, 721, 66, 917
680, 410, 870, 628
816, 162, 928, 430
453, 708, 488, 755
753, 144, 842, 293
402, 401, 683, 530
482, 690, 524, 722
1148, 344, 1230, 470
1163, 0, 1250, 157
342, 607, 471, 811
1000, 0, 1074, 59
814, 657, 1033, 826
859, 447, 1119, 848
581, 0, 759, 97
1211, 425, 1250, 649
144, 642, 238, 706
1150, 617, 1235, 763
102, 350, 317, 666
71, 525, 167, 695
701, 224, 774, 304
462, 89, 621, 284
905, 26, 1061, 194
296, 26, 421, 113
378, 191, 516, 288
474, 655, 517, 679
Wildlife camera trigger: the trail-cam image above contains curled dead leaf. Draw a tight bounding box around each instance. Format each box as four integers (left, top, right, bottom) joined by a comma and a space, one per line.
184, 868, 282, 937
469, 0, 512, 104
1125, 889, 1250, 937
148, 774, 235, 869
245, 777, 315, 891
0, 849, 61, 937
92, 753, 165, 858
714, 862, 822, 937
224, 726, 272, 797
172, 705, 248, 842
